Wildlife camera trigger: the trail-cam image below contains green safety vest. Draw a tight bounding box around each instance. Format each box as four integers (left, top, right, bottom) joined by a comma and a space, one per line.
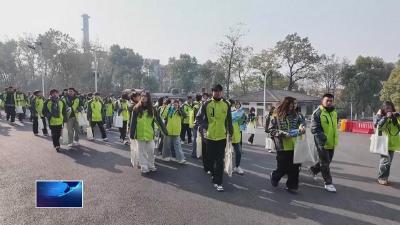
89, 100, 103, 122
136, 110, 155, 141
46, 100, 65, 126
319, 106, 339, 150
205, 98, 230, 141
379, 118, 400, 151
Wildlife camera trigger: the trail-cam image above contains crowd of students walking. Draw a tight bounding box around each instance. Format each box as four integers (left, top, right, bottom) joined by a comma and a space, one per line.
0, 84, 399, 193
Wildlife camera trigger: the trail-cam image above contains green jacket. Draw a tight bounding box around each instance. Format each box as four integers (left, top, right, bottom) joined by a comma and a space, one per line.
311, 106, 339, 150
105, 101, 114, 117
115, 99, 130, 121
196, 97, 233, 141
43, 98, 67, 126
162, 106, 185, 136
182, 102, 193, 124
87, 98, 104, 122
33, 96, 44, 117
15, 93, 26, 107
376, 113, 400, 151
129, 109, 168, 141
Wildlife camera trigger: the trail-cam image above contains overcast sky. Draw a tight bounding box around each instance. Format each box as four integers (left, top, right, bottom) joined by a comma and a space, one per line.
1, 0, 399, 64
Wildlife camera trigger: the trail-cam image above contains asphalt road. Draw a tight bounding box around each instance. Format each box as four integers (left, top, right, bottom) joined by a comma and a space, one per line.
0, 118, 399, 225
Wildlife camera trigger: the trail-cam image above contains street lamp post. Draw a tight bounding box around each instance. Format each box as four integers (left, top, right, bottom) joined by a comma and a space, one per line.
27, 42, 45, 95
93, 52, 98, 92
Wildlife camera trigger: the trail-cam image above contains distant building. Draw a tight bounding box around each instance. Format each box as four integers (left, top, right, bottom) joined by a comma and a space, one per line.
234, 89, 320, 126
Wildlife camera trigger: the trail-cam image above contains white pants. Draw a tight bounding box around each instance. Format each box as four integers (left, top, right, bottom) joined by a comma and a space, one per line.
137, 140, 155, 171
130, 139, 139, 167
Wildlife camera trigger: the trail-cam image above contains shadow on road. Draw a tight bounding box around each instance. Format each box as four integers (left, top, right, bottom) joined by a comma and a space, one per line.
145, 144, 400, 225
59, 145, 131, 173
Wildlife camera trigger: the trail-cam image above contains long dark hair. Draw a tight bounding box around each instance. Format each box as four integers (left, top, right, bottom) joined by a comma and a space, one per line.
133, 91, 154, 117
380, 101, 396, 116
276, 96, 296, 119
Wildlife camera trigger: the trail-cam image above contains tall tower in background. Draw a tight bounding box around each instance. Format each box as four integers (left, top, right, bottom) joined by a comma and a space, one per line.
81, 14, 90, 53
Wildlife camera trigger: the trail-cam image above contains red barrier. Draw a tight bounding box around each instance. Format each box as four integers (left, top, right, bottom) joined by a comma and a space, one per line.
351, 121, 374, 134
345, 120, 354, 132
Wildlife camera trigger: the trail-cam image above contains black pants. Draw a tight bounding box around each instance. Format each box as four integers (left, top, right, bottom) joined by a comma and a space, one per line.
180, 123, 192, 143
119, 121, 127, 140
207, 139, 226, 185
5, 106, 16, 122
271, 151, 301, 190
32, 116, 48, 135
90, 121, 107, 139
311, 147, 335, 185
248, 134, 255, 144
202, 140, 209, 172
49, 125, 62, 148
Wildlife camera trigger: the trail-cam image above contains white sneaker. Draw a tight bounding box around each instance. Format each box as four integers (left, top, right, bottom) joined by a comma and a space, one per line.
73, 141, 79, 146
268, 149, 276, 153
206, 171, 211, 175
180, 141, 185, 145
149, 166, 157, 172
234, 167, 244, 175
120, 139, 124, 143
67, 143, 73, 147
215, 185, 224, 192
161, 157, 171, 162
178, 159, 187, 164
102, 138, 109, 142
324, 184, 337, 193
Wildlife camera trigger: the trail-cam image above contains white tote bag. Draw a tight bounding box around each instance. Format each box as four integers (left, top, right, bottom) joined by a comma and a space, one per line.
246, 122, 256, 134
86, 127, 93, 139
196, 131, 202, 158
38, 117, 44, 130
369, 131, 389, 156
16, 106, 23, 114
77, 112, 89, 127
265, 134, 274, 150
130, 139, 139, 167
294, 133, 316, 164
61, 126, 69, 145
224, 138, 233, 177
25, 109, 31, 118
114, 115, 124, 128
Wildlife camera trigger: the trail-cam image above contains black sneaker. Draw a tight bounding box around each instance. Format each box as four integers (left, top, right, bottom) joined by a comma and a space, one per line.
285, 187, 298, 194
55, 146, 61, 152
270, 173, 278, 187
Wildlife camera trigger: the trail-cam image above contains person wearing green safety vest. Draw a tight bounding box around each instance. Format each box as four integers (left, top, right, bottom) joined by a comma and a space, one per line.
3, 86, 17, 124
196, 84, 233, 192
267, 97, 306, 193
115, 93, 131, 145
31, 90, 48, 136
191, 94, 202, 158
161, 99, 187, 164
310, 93, 339, 193
15, 89, 26, 123
180, 96, 194, 144
87, 92, 108, 141
104, 96, 114, 130
154, 96, 165, 155
374, 101, 400, 186
129, 91, 168, 173
64, 87, 82, 147
43, 89, 67, 152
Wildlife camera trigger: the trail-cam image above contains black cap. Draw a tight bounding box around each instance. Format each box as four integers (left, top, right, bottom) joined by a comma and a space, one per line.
211, 84, 223, 92
33, 90, 41, 95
